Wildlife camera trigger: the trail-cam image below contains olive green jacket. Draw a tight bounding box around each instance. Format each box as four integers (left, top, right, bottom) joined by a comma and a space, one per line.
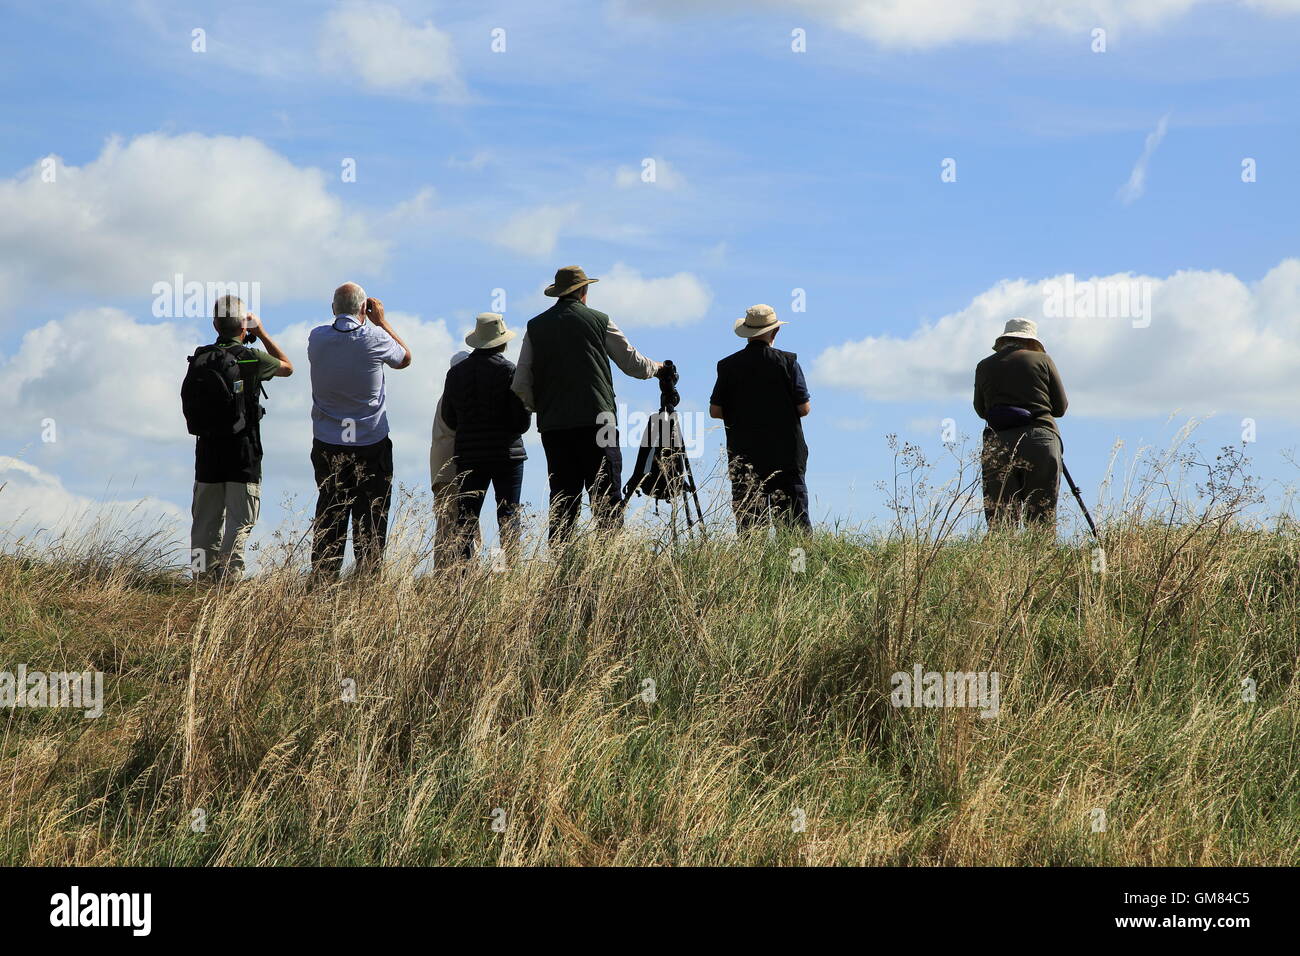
973, 346, 1068, 436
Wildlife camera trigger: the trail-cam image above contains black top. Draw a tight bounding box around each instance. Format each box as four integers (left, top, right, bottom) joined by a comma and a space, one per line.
194, 338, 271, 484
710, 340, 810, 478
441, 350, 531, 462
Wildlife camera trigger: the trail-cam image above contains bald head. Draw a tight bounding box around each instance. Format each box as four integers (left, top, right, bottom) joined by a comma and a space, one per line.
333, 282, 366, 318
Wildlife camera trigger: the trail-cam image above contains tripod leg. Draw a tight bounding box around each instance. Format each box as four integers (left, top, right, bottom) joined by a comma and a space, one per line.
677, 429, 706, 537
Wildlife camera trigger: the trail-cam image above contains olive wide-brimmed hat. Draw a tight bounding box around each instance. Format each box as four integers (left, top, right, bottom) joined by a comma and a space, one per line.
544, 265, 599, 297
734, 303, 788, 339
465, 312, 516, 349
993, 317, 1043, 349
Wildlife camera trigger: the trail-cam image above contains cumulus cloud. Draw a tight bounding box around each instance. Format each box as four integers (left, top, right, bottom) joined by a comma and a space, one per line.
592, 262, 713, 327
0, 133, 388, 306
812, 259, 1300, 419
0, 456, 185, 546
319, 1, 464, 98
1118, 114, 1170, 205
0, 308, 195, 474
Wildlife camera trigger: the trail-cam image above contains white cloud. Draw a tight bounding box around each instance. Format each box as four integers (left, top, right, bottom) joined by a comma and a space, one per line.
492, 203, 581, 258
319, 1, 464, 98
0, 132, 388, 305
0, 307, 194, 450
813, 259, 1300, 419
0, 456, 185, 546
646, 0, 1293, 49
588, 262, 713, 327
1118, 114, 1170, 205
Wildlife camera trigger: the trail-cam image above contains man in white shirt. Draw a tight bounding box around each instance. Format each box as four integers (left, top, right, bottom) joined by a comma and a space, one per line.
307, 282, 412, 582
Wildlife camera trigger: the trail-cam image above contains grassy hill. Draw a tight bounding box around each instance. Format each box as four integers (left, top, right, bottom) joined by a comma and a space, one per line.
2, 490, 1297, 865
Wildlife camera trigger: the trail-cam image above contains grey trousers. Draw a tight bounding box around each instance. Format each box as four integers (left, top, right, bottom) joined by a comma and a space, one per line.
190, 481, 261, 580
981, 425, 1061, 529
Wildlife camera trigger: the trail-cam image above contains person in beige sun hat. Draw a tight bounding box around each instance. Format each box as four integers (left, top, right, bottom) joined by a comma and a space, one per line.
440, 311, 531, 564
734, 303, 788, 339
711, 303, 811, 532
973, 317, 1069, 531
991, 316, 1042, 349
464, 312, 516, 350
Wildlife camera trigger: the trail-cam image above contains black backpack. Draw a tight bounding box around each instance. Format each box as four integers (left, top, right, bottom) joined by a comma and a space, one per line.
181, 344, 262, 439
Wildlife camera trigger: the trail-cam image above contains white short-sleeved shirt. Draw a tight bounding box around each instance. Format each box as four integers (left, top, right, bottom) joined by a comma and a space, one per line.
308, 315, 406, 446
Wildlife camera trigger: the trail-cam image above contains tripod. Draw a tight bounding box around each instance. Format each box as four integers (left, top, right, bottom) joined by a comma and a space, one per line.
622, 360, 707, 541
1062, 461, 1100, 543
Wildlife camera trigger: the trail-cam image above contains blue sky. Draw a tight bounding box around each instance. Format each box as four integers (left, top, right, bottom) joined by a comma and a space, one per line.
2, 0, 1299, 558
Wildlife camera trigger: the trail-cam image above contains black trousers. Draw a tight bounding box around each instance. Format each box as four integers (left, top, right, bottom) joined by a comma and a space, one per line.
540, 425, 623, 542
453, 457, 525, 561
729, 458, 811, 532
311, 437, 394, 580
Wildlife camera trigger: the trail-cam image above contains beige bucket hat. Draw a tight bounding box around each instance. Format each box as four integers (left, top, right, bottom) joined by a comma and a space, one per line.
465, 312, 515, 349
734, 303, 787, 339
544, 265, 599, 297
994, 317, 1042, 349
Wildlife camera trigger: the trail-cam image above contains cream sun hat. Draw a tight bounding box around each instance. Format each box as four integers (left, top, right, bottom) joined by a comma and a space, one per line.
994, 317, 1042, 349
734, 304, 787, 339
465, 313, 515, 349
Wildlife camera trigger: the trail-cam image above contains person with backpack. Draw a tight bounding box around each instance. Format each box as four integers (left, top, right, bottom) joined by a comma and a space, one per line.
973, 317, 1069, 529
307, 282, 412, 583
709, 304, 812, 532
183, 295, 294, 582
440, 314, 531, 563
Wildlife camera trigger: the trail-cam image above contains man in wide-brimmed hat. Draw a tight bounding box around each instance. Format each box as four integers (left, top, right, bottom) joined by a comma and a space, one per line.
973, 317, 1069, 529
511, 266, 662, 542
440, 313, 531, 561
709, 304, 812, 531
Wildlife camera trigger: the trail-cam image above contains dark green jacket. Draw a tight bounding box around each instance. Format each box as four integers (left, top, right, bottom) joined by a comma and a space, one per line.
973, 345, 1068, 436
524, 299, 617, 432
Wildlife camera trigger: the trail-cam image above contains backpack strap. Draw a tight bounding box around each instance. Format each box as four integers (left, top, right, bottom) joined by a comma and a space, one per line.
224, 344, 265, 423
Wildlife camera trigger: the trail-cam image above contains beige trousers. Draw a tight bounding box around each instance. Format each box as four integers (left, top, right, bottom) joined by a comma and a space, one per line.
191, 481, 261, 580
433, 483, 477, 568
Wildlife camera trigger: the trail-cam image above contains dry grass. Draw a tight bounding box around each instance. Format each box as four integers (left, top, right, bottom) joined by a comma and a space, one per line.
1, 439, 1297, 866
